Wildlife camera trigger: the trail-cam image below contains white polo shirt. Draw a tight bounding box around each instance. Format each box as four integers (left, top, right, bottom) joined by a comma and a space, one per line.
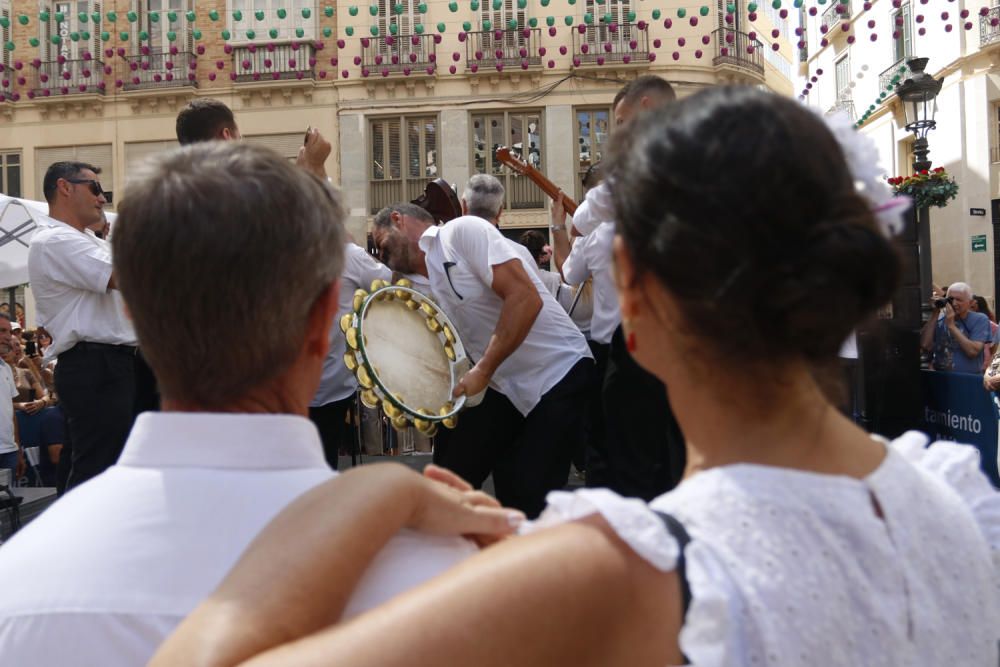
0, 412, 477, 666
419, 216, 591, 416
312, 243, 392, 407
570, 181, 613, 237
0, 362, 16, 455
28, 214, 136, 359
562, 222, 621, 345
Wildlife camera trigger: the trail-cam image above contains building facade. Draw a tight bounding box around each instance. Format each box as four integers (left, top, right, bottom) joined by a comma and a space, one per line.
803, 0, 1000, 304
0, 0, 796, 244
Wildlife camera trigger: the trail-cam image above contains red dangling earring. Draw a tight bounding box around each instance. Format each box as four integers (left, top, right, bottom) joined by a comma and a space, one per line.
626, 331, 638, 353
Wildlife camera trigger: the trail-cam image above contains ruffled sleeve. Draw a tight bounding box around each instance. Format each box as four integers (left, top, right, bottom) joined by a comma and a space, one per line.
892, 430, 1000, 574
522, 488, 680, 572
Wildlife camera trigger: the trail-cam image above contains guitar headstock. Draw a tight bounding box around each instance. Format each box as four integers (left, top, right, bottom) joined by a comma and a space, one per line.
495, 147, 530, 175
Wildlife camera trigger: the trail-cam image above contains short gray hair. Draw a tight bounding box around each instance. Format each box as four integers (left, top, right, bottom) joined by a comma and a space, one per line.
948, 282, 974, 299
373, 202, 435, 230
112, 142, 346, 408
463, 174, 505, 221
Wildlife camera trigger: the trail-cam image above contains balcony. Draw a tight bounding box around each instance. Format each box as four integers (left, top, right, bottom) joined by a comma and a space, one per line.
982, 7, 1000, 47
465, 28, 542, 71
821, 0, 851, 29
878, 56, 908, 93
232, 42, 316, 83
124, 51, 197, 91
828, 97, 856, 121
361, 33, 436, 75
712, 29, 764, 76
30, 59, 106, 97
571, 24, 650, 65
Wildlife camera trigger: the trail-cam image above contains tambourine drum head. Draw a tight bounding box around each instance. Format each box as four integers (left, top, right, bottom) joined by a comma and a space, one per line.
362, 299, 452, 413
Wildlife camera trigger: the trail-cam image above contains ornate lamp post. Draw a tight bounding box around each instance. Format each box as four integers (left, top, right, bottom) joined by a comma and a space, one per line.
896, 56, 942, 314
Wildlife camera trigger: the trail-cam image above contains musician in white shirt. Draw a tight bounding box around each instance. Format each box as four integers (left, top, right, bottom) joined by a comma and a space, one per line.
0, 143, 489, 665
372, 203, 593, 517
310, 243, 391, 467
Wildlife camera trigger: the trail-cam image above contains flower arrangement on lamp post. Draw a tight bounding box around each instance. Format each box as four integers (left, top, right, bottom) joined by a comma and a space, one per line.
887, 167, 958, 210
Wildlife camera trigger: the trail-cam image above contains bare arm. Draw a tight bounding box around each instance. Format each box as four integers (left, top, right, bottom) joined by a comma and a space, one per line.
151, 463, 519, 667
155, 514, 682, 667
949, 320, 985, 359
454, 259, 543, 398
549, 196, 572, 278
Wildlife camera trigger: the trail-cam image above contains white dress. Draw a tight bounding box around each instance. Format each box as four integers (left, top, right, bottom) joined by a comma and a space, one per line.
532, 432, 1000, 666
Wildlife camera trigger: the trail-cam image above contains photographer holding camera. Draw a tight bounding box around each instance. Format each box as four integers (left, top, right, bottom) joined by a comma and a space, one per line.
921, 282, 992, 373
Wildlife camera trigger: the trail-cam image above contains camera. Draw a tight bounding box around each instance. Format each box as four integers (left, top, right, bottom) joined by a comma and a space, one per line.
933, 296, 955, 309
24, 340, 36, 357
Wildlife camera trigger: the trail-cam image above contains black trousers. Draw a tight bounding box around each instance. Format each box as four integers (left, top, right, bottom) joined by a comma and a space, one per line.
55, 343, 138, 491
434, 358, 593, 518
602, 325, 686, 501
309, 395, 354, 470
583, 340, 612, 487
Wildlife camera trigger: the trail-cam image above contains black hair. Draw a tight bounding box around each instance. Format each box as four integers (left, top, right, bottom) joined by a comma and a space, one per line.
613, 75, 677, 110
43, 161, 101, 204
518, 230, 547, 264
973, 295, 995, 323
607, 86, 900, 364
175, 98, 238, 145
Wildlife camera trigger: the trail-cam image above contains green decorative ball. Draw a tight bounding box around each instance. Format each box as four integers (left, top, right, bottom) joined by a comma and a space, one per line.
546, 15, 555, 25
100, 31, 110, 41
255, 10, 265, 20
628, 10, 636, 20
78, 11, 88, 23
39, 11, 50, 22
222, 29, 231, 39
470, 0, 479, 11
67, 30, 77, 42
50, 35, 61, 44
508, 17, 517, 28
370, 24, 379, 35
463, 20, 472, 30
677, 7, 686, 17
771, 0, 780, 9
449, 1, 458, 11
369, 5, 378, 16
167, 11, 177, 22
700, 5, 709, 16
55, 11, 65, 22
119, 31, 129, 41
584, 12, 593, 23
301, 7, 311, 18
150, 11, 159, 22
493, 0, 502, 9
29, 37, 39, 46
232, 9, 242, 21
270, 27, 279, 38
541, 0, 550, 5
437, 21, 446, 31
81, 30, 89, 40
349, 5, 358, 16
138, 30, 148, 40
346, 25, 354, 35
483, 18, 491, 29
652, 8, 661, 19
208, 10, 219, 21
295, 26, 304, 36
277, 8, 287, 18
192, 28, 202, 39
389, 21, 399, 33
793, 0, 803, 6
564, 15, 573, 24
747, 2, 757, 11
187, 10, 196, 21
0, 17, 8, 28
167, 30, 176, 41
418, 2, 427, 13
325, 6, 334, 17
528, 16, 537, 26
18, 15, 29, 25
3, 41, 12, 51
322, 26, 332, 36
415, 22, 424, 33
393, 3, 403, 13
517, 0, 526, 8
246, 28, 256, 38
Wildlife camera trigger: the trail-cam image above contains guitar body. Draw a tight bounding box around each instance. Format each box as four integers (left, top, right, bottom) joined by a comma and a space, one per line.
495, 147, 578, 214
411, 178, 464, 224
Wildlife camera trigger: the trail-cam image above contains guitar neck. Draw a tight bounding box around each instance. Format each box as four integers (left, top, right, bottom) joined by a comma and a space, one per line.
522, 165, 578, 215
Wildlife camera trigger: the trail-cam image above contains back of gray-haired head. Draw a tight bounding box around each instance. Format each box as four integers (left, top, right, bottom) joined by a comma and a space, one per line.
112, 141, 347, 409
463, 174, 505, 221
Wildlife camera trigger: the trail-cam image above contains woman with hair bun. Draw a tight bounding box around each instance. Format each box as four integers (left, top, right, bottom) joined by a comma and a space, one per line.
153, 87, 1000, 667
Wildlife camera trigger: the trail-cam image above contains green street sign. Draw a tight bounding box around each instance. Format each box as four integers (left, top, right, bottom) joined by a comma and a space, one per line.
972, 234, 988, 253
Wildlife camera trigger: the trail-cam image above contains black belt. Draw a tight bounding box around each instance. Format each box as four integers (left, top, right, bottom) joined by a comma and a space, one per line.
67, 341, 138, 355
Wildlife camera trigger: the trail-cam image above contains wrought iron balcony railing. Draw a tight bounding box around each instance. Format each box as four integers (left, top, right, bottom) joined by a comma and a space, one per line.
123, 51, 197, 90
712, 29, 764, 75
361, 33, 436, 74
981, 7, 1000, 47
878, 56, 908, 93
30, 59, 106, 97
822, 0, 851, 28
465, 28, 542, 70
232, 42, 316, 82
571, 23, 650, 64
829, 97, 856, 121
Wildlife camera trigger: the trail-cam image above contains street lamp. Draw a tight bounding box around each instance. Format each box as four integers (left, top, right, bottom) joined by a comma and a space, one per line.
896, 57, 942, 172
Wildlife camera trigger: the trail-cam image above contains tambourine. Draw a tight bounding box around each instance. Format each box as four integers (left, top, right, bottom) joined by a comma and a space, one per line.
340, 279, 480, 437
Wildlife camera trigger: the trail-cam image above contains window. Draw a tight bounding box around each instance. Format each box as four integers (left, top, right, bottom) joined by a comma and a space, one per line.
369, 115, 438, 214
40, 1, 102, 61
481, 0, 525, 32
892, 3, 912, 63
0, 152, 20, 198
0, 1, 10, 69
574, 107, 611, 202
229, 0, 315, 41
376, 0, 416, 36
472, 111, 544, 210
132, 0, 193, 54
835, 55, 850, 101
717, 0, 742, 33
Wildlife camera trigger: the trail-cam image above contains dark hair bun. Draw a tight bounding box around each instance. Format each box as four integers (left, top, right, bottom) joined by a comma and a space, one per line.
608, 86, 901, 362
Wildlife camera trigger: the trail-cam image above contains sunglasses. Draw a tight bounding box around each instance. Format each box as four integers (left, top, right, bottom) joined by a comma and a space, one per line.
66, 178, 106, 198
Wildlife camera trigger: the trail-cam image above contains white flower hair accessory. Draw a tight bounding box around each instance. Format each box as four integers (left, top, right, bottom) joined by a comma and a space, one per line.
816, 109, 911, 237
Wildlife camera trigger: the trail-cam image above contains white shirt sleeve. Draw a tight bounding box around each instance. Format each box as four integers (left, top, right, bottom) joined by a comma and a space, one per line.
571, 182, 614, 237
561, 235, 594, 286
37, 233, 113, 294
346, 243, 392, 290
